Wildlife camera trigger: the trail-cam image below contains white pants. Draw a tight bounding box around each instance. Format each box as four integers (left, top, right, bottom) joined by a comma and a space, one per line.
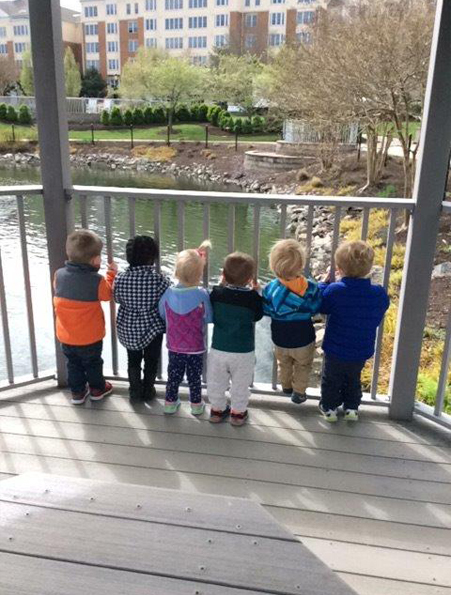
207, 348, 255, 413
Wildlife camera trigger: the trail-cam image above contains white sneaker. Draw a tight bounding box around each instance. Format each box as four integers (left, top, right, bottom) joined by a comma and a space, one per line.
319, 402, 338, 423
344, 409, 359, 422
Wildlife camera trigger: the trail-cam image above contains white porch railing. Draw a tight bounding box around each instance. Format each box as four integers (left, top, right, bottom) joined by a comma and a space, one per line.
1, 184, 449, 427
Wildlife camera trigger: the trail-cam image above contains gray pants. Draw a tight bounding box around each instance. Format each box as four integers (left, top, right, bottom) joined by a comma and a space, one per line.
207, 348, 255, 413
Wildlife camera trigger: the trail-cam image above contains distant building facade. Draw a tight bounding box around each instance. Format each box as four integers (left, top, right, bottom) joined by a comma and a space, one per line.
0, 0, 82, 72
79, 0, 333, 84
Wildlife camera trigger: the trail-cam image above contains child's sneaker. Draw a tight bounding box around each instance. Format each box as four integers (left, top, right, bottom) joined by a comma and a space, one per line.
282, 387, 293, 395
344, 409, 359, 422
71, 385, 89, 405
164, 399, 181, 415
210, 405, 231, 423
191, 401, 205, 416
90, 381, 113, 402
318, 402, 338, 423
291, 392, 307, 405
230, 410, 248, 426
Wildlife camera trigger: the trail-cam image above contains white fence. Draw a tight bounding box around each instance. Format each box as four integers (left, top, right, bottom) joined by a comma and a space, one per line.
0, 96, 149, 115
283, 119, 359, 145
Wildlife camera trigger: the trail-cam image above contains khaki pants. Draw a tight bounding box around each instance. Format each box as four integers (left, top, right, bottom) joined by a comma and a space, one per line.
275, 341, 315, 394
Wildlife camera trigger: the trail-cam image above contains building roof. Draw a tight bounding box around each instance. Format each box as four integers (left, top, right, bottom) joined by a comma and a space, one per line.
0, 1, 80, 22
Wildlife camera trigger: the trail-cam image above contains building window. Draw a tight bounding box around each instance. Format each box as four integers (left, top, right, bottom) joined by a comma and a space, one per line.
192, 55, 207, 65
107, 41, 119, 52
165, 0, 183, 9
269, 33, 285, 46
126, 3, 131, 14
189, 16, 207, 28
106, 3, 117, 15
215, 14, 228, 27
13, 25, 28, 36
214, 34, 227, 47
107, 22, 118, 34
165, 18, 183, 29
255, 0, 260, 5
146, 0, 157, 9
146, 18, 157, 30
128, 20, 138, 32
0, 27, 6, 38
297, 10, 314, 24
86, 59, 100, 70
15, 60, 22, 68
297, 30, 311, 43
298, 0, 314, 4
245, 0, 250, 5
188, 36, 207, 48
165, 37, 183, 49
128, 39, 139, 52
189, 0, 207, 7
84, 6, 98, 17
271, 0, 285, 3
85, 23, 99, 36
0, 44, 7, 54
86, 42, 100, 53
146, 37, 157, 47
245, 34, 256, 48
14, 42, 28, 53
245, 14, 257, 27
271, 12, 285, 25
108, 58, 120, 70
215, 0, 228, 5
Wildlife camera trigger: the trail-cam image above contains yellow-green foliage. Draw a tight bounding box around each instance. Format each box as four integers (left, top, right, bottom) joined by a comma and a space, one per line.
132, 145, 177, 162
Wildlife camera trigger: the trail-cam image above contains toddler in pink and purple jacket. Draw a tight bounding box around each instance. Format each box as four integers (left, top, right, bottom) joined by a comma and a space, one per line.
159, 242, 212, 416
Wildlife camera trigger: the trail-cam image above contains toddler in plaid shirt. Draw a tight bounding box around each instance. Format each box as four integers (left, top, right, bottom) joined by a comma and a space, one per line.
114, 236, 170, 405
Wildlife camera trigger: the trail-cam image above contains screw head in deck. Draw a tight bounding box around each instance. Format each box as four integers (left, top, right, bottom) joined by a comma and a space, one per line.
186, 507, 192, 512
136, 504, 142, 509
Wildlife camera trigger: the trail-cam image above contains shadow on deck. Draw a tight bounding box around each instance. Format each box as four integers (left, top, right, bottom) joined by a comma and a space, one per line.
0, 380, 450, 595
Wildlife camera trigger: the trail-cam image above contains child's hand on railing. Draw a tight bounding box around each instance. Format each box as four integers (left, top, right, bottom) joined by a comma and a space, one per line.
108, 261, 118, 274
252, 279, 262, 292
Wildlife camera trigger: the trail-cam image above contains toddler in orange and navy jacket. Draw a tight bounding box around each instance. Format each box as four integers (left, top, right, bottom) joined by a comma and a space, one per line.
53, 229, 117, 405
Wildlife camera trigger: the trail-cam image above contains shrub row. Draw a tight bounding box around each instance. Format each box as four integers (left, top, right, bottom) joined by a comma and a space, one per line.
206, 105, 270, 135
100, 104, 209, 126
0, 103, 32, 125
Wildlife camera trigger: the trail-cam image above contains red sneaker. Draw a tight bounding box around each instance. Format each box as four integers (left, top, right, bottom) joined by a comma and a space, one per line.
71, 385, 89, 405
90, 381, 113, 402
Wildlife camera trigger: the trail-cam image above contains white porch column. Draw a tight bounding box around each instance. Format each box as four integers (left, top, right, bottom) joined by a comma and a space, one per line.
28, 0, 73, 385
389, 0, 451, 420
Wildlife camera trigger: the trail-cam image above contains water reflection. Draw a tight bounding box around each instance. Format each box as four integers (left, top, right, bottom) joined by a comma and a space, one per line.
0, 165, 280, 383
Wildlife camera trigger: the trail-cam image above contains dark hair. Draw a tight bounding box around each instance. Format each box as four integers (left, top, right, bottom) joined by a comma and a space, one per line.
223, 252, 255, 286
126, 235, 159, 267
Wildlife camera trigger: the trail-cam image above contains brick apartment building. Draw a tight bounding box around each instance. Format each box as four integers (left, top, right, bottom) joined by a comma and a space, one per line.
0, 0, 83, 73
80, 0, 331, 85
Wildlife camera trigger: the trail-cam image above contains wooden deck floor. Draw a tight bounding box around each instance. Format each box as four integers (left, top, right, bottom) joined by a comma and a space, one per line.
0, 380, 450, 595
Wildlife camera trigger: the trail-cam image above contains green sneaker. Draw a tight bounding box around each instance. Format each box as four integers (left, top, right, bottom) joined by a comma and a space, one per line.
344, 409, 359, 422
319, 402, 338, 423
191, 402, 205, 416
164, 399, 181, 415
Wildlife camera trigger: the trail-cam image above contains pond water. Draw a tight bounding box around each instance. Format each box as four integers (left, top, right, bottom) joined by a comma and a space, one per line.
0, 164, 282, 384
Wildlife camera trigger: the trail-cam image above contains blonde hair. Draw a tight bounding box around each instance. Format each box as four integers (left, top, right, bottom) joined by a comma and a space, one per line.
174, 240, 211, 286
66, 229, 103, 264
269, 239, 305, 280
223, 252, 255, 286
335, 240, 374, 278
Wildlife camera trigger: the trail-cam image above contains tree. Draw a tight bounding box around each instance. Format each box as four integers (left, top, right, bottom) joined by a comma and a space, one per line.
20, 51, 34, 95
64, 47, 82, 97
0, 57, 18, 95
119, 48, 208, 130
210, 54, 262, 114
81, 68, 107, 98
110, 107, 123, 126
18, 104, 32, 125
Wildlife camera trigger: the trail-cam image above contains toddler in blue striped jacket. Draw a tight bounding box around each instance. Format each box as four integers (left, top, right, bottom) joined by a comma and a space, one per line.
263, 239, 322, 404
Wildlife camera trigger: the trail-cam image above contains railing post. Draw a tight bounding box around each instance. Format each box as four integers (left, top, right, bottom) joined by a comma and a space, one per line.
28, 0, 73, 386
389, 0, 451, 420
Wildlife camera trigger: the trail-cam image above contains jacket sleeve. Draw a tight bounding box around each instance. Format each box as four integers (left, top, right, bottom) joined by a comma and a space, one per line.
98, 270, 116, 302
253, 293, 264, 322
202, 291, 213, 324
158, 289, 169, 322
262, 284, 274, 317
319, 284, 335, 315
305, 282, 322, 316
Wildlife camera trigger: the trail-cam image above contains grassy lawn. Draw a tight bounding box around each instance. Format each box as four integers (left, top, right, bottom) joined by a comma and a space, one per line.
0, 122, 278, 144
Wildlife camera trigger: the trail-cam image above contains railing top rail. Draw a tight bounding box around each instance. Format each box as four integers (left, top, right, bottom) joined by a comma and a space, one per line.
0, 185, 43, 197
442, 200, 451, 213
72, 185, 415, 211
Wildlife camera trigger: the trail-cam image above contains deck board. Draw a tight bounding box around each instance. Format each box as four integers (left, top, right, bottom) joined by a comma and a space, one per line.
0, 380, 450, 595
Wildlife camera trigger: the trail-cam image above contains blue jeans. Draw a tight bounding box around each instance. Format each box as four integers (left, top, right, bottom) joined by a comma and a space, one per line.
166, 352, 203, 404
61, 341, 106, 393
320, 354, 366, 411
